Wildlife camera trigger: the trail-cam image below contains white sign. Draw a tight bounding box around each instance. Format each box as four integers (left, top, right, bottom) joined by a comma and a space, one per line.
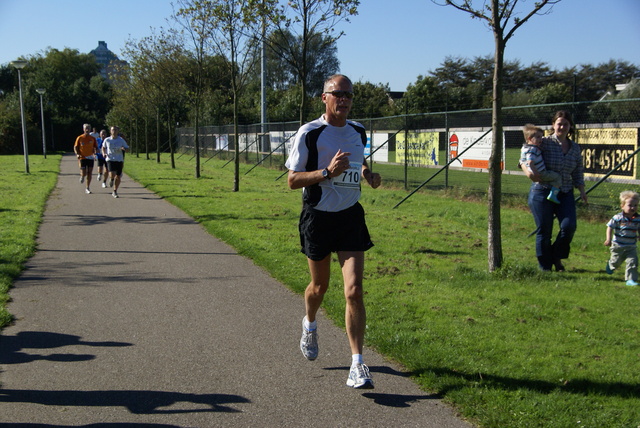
449, 131, 504, 169
370, 133, 390, 163
270, 131, 296, 154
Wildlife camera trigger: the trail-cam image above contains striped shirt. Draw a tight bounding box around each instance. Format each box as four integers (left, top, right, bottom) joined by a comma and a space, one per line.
539, 135, 584, 193
520, 144, 548, 173
607, 212, 640, 246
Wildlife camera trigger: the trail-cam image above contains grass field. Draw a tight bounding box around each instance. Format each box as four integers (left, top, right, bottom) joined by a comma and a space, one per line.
2, 152, 639, 427
0, 155, 61, 327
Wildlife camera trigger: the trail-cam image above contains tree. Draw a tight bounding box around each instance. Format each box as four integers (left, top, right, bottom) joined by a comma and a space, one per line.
0, 88, 24, 154
402, 75, 447, 113
349, 81, 396, 119
437, 0, 561, 272
173, 0, 219, 179
529, 82, 572, 105
264, 29, 340, 98
120, 29, 195, 167
179, 0, 269, 191
264, 0, 359, 124
209, 0, 266, 192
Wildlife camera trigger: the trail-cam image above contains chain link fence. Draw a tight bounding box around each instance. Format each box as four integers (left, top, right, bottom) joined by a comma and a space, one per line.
174, 99, 640, 213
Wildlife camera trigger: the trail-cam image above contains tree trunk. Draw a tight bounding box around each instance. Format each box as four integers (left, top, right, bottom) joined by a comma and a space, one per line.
168, 110, 175, 169
488, 24, 505, 272
194, 104, 200, 179
233, 90, 240, 192
299, 80, 307, 126
156, 108, 161, 163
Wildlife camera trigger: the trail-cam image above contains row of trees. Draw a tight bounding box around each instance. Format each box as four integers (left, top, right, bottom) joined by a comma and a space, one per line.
403, 57, 640, 114
2, 48, 636, 157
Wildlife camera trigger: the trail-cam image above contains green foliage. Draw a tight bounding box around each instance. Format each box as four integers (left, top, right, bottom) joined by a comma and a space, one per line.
405, 56, 640, 112
350, 81, 397, 119
0, 49, 111, 153
264, 0, 359, 123
529, 82, 573, 105
264, 29, 340, 97
0, 92, 23, 154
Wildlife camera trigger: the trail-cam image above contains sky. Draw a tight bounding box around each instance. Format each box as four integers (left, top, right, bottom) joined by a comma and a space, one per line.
1, 0, 639, 92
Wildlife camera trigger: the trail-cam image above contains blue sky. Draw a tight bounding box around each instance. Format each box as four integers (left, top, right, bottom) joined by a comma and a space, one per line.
1, 0, 639, 92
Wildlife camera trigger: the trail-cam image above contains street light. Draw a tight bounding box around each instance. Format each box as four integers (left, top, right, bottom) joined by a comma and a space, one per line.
36, 88, 47, 159
11, 60, 29, 174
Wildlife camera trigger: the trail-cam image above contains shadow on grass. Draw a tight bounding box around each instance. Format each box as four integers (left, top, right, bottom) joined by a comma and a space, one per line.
417, 367, 640, 398
415, 248, 467, 256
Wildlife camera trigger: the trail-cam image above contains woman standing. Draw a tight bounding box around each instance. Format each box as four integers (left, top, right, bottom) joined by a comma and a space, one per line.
522, 111, 588, 271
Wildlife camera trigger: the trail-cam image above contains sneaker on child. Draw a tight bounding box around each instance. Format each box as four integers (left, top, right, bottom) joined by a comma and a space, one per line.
547, 187, 560, 204
605, 263, 614, 275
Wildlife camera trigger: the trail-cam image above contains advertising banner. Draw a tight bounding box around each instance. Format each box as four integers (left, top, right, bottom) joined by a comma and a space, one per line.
578, 128, 638, 178
269, 131, 296, 154
216, 134, 229, 150
449, 131, 504, 169
396, 131, 439, 167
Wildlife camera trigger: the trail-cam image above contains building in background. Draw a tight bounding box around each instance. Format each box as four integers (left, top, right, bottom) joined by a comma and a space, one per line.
90, 41, 127, 81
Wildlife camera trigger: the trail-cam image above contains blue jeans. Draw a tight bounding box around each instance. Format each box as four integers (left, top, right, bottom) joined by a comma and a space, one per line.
528, 185, 577, 270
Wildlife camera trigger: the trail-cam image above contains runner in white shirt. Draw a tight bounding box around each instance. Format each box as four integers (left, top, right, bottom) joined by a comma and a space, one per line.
286, 74, 382, 389
102, 126, 129, 198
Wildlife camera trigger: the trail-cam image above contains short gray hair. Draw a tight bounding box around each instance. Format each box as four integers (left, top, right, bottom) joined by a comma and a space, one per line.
323, 74, 352, 92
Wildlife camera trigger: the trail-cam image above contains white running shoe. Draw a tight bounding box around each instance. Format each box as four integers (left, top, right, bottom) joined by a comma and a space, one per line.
102, 182, 107, 188
109, 178, 114, 188
97, 173, 102, 181
300, 318, 318, 361
80, 176, 84, 184
85, 188, 91, 194
346, 363, 374, 389
112, 191, 118, 198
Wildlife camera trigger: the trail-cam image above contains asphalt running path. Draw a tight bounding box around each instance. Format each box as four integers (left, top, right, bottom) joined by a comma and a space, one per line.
0, 154, 473, 427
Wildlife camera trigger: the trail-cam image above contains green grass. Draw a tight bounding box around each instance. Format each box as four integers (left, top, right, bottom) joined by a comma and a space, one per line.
0, 154, 61, 327
3, 152, 639, 427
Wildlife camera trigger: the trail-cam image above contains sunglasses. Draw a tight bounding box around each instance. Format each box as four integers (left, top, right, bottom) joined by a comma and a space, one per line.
324, 90, 354, 99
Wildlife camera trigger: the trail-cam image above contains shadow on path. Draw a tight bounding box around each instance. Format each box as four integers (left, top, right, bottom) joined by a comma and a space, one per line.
0, 388, 250, 414
0, 331, 132, 365
0, 424, 182, 428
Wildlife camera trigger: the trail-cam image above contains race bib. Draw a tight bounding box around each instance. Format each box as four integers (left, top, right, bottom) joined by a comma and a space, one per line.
333, 162, 362, 188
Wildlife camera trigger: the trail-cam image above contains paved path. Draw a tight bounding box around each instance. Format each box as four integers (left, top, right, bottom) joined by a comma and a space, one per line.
0, 154, 472, 427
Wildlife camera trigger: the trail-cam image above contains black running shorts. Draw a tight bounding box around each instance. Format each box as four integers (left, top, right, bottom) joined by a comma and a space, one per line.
298, 202, 374, 261
107, 161, 124, 176
80, 159, 94, 169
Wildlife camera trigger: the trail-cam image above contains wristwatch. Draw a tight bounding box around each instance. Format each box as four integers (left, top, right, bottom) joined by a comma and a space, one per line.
322, 168, 331, 180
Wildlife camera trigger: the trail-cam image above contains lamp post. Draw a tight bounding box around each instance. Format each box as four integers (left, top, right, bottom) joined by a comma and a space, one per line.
36, 88, 47, 159
11, 60, 29, 173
